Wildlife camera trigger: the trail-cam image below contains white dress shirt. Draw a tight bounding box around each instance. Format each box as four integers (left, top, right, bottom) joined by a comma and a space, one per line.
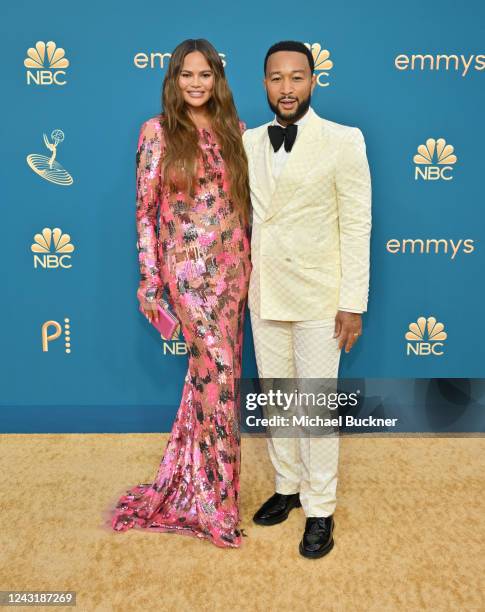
271, 107, 312, 179
270, 107, 362, 315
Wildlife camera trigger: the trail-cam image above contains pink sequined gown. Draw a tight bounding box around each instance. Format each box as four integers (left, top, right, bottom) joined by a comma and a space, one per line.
109, 116, 251, 548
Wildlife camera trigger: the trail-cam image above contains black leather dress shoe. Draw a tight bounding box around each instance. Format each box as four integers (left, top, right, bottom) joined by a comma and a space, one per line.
253, 492, 301, 526
299, 516, 335, 558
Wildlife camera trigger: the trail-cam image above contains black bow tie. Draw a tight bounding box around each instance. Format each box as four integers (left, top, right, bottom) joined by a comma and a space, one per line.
268, 123, 298, 153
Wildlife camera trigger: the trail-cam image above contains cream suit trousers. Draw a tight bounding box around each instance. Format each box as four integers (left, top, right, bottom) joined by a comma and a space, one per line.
250, 310, 341, 517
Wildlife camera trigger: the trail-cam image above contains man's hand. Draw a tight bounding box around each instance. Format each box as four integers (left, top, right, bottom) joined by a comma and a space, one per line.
334, 311, 362, 353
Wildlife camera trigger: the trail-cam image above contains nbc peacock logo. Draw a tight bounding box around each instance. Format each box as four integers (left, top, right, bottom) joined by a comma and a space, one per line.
413, 138, 457, 181
31, 228, 75, 269
304, 43, 333, 87
24, 41, 70, 86
162, 326, 187, 356
405, 316, 447, 356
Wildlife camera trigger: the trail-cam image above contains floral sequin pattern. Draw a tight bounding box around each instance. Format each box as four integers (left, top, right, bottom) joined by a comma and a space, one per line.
110, 116, 251, 548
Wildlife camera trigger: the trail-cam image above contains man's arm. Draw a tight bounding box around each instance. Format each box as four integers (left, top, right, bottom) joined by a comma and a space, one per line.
242, 129, 254, 228
335, 127, 372, 313
334, 127, 372, 352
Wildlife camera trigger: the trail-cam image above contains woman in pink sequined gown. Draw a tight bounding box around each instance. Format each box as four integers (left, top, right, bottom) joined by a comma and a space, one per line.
110, 40, 251, 548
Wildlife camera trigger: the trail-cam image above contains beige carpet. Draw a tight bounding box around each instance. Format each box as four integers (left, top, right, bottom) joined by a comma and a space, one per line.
0, 434, 484, 612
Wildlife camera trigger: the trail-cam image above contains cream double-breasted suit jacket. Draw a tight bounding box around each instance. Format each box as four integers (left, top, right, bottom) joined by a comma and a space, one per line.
242, 107, 372, 320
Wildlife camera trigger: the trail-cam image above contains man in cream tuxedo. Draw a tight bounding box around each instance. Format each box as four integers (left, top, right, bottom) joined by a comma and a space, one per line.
242, 41, 372, 558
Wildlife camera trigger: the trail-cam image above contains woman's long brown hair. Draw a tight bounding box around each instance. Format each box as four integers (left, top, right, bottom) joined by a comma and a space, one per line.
160, 39, 250, 224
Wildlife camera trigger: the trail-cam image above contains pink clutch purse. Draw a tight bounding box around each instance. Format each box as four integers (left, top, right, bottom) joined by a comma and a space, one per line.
139, 299, 180, 340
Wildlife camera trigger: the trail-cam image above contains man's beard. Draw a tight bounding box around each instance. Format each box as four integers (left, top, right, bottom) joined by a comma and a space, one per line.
267, 93, 312, 124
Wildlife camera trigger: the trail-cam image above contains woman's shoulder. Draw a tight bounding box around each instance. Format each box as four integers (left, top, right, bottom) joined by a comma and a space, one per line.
137, 115, 166, 150
140, 114, 165, 133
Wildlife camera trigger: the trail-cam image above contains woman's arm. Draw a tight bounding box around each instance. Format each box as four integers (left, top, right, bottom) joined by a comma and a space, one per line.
135, 118, 164, 308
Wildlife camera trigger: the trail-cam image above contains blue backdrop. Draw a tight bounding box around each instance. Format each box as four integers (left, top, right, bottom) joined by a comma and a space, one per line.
2, 0, 484, 432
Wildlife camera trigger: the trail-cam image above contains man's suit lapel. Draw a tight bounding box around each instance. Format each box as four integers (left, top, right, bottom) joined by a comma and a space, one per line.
253, 108, 323, 222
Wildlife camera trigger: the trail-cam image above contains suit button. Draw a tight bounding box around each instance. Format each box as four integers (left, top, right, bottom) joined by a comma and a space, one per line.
285, 257, 292, 262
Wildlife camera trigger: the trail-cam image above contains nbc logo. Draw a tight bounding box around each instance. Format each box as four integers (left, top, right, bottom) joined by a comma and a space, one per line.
42, 318, 71, 353
32, 228, 75, 269
24, 41, 69, 86
304, 43, 333, 87
414, 138, 457, 181
162, 327, 187, 356
405, 316, 447, 356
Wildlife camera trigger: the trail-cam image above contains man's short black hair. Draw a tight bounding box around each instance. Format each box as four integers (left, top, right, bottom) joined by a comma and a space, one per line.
264, 40, 315, 75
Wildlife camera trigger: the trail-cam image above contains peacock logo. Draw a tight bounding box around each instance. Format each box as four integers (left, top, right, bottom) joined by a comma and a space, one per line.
414, 138, 457, 180
41, 317, 72, 353
31, 228, 75, 269
24, 41, 70, 85
161, 325, 187, 357
405, 316, 447, 356
304, 43, 333, 87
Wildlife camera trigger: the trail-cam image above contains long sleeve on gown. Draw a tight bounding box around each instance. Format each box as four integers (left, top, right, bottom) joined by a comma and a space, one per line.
135, 119, 164, 306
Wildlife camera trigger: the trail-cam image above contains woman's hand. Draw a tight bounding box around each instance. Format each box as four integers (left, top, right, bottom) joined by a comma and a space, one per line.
137, 286, 162, 324
140, 300, 159, 324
